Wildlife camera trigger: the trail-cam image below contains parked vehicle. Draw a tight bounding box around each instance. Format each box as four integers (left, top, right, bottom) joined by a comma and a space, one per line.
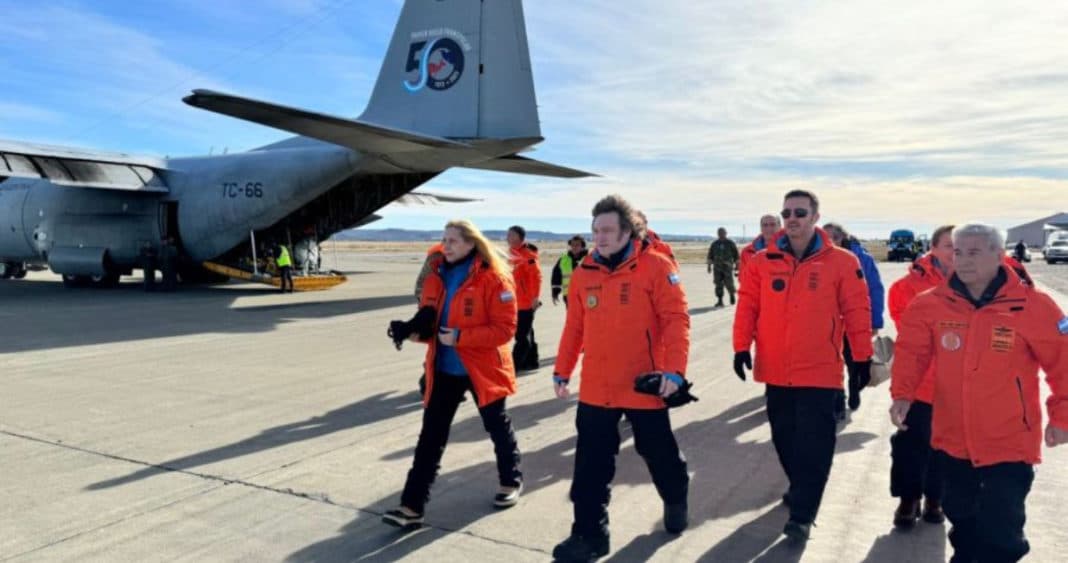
887, 229, 917, 262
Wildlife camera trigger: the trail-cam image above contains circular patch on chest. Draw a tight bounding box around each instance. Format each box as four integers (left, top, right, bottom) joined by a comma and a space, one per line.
941, 331, 962, 351
771, 279, 787, 292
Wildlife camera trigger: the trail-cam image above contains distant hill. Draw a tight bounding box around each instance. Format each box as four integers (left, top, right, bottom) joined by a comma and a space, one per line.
330, 228, 711, 242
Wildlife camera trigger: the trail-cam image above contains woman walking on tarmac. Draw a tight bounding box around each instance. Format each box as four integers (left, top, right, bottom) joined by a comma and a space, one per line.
824, 222, 885, 418
383, 219, 523, 529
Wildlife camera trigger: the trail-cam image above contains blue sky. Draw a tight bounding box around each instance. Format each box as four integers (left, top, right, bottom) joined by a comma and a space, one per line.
2, 0, 1066, 238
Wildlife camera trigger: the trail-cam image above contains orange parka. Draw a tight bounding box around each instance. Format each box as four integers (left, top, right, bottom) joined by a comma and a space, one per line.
891, 268, 1068, 467
510, 243, 542, 310
554, 240, 691, 409
733, 228, 874, 388
419, 257, 518, 408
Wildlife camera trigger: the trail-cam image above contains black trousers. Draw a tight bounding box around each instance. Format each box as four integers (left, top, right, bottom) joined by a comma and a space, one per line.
279, 266, 294, 292
890, 401, 944, 502
939, 452, 1033, 563
400, 374, 522, 513
835, 336, 868, 413
570, 403, 689, 539
765, 385, 838, 524
512, 308, 539, 369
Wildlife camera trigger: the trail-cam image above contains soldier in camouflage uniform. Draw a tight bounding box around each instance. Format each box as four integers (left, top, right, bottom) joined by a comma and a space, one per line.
706, 227, 740, 307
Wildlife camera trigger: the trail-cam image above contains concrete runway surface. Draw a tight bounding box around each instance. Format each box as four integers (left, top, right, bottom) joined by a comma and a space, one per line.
2, 252, 1067, 562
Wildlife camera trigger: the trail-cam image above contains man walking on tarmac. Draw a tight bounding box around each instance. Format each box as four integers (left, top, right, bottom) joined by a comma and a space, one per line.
733, 189, 873, 541
707, 227, 740, 307
738, 214, 781, 282
891, 223, 1068, 562
508, 226, 541, 371
551, 194, 692, 561
276, 241, 294, 293
551, 235, 588, 307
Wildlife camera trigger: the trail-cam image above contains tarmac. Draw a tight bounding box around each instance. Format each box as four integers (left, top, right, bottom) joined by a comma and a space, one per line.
2, 252, 1067, 562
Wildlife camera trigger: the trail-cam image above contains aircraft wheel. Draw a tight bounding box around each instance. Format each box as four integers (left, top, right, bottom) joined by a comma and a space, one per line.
13, 264, 27, 279
62, 274, 91, 288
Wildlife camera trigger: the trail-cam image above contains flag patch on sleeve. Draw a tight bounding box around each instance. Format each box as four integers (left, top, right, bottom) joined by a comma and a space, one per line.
500, 290, 515, 303
668, 273, 680, 286
1058, 316, 1068, 335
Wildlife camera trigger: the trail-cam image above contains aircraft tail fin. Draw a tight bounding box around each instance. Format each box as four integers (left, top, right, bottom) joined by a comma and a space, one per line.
359, 0, 541, 141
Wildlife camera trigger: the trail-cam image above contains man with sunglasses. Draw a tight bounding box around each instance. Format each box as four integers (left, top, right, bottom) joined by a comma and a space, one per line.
733, 189, 874, 541
739, 214, 782, 283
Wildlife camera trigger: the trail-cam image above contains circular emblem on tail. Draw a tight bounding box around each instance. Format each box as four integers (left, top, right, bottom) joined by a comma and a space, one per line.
404, 37, 465, 92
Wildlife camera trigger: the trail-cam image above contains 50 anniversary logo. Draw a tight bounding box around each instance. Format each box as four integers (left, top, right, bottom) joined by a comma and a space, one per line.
404, 28, 471, 93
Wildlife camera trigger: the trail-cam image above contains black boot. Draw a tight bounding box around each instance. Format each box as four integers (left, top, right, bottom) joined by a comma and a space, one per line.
664, 501, 688, 534
552, 533, 609, 561
729, 293, 736, 305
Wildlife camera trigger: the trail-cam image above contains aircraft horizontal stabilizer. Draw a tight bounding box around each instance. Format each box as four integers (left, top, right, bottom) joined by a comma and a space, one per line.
183, 90, 471, 154
460, 155, 597, 178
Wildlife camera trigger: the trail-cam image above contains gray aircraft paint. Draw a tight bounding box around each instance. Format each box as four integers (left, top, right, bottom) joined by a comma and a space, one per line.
0, 0, 589, 282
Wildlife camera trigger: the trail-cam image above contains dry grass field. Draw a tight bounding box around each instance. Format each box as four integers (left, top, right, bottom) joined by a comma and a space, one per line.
327, 238, 895, 264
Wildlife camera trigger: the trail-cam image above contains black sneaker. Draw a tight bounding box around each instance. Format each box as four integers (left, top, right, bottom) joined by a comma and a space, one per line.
494, 482, 523, 509
382, 507, 424, 530
848, 393, 861, 411
783, 519, 811, 542
664, 501, 688, 534
552, 533, 609, 562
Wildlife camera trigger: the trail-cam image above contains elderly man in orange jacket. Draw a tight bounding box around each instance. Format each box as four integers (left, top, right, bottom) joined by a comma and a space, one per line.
550, 195, 691, 561
508, 225, 542, 371
733, 189, 873, 542
891, 223, 1068, 563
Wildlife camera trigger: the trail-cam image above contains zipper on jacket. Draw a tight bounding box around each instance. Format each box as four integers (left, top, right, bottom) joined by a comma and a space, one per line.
830, 316, 841, 361
646, 330, 656, 372
1016, 377, 1031, 431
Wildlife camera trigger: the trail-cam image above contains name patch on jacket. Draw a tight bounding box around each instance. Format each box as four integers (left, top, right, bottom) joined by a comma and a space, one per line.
620, 282, 631, 305
991, 326, 1015, 352
1059, 317, 1068, 335
499, 291, 514, 303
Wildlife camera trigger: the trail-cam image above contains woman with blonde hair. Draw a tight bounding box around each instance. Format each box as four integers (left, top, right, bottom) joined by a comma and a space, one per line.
383, 219, 523, 528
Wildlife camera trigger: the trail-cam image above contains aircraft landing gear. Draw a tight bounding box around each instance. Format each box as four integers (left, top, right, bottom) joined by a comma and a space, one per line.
1, 262, 27, 280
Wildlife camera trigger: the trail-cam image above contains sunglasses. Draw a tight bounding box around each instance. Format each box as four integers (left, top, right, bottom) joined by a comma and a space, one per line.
780, 208, 810, 219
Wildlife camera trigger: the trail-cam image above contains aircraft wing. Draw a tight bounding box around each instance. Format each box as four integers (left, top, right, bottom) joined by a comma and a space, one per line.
460, 154, 597, 178
183, 90, 472, 155
0, 139, 169, 193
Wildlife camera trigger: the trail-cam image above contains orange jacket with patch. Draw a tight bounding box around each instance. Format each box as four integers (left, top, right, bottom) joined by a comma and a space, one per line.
891, 268, 1068, 467
510, 243, 542, 310
733, 228, 874, 388
554, 240, 691, 409
887, 254, 950, 403
419, 258, 518, 408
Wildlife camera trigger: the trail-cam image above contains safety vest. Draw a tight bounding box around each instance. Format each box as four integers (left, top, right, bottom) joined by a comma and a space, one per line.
276, 245, 292, 267
560, 253, 576, 295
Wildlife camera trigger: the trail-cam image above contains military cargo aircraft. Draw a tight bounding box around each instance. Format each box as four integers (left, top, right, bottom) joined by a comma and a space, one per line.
0, 0, 590, 287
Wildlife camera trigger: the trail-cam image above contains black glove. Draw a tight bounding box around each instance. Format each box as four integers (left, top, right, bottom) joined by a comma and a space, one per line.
410, 306, 437, 340
633, 372, 699, 408
854, 360, 872, 390
388, 320, 413, 350
733, 351, 752, 381
387, 306, 438, 350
